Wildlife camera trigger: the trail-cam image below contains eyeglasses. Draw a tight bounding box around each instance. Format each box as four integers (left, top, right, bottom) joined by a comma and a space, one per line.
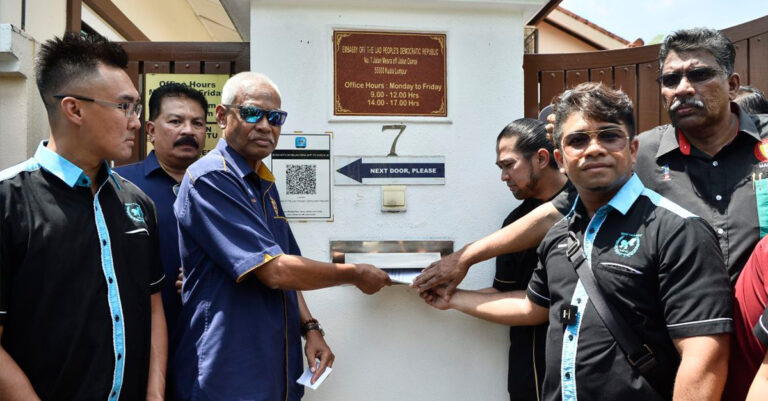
656, 67, 723, 88
562, 128, 629, 156
53, 94, 142, 118
223, 104, 287, 126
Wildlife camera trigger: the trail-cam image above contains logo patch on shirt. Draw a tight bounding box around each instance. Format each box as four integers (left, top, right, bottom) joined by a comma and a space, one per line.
614, 233, 642, 258
125, 203, 146, 224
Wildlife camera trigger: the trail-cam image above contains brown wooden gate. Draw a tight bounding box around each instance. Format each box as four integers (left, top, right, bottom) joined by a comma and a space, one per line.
523, 15, 768, 133
117, 42, 250, 164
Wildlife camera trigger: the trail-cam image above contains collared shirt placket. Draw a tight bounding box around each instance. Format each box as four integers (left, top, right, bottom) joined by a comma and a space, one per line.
690, 147, 732, 267
67, 167, 127, 401
91, 177, 127, 401
561, 205, 612, 401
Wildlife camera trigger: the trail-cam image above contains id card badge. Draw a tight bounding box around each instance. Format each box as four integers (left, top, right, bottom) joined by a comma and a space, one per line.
560, 305, 578, 325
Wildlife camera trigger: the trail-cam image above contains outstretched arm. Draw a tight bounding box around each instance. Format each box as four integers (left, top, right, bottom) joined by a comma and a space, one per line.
424, 287, 549, 326
253, 255, 391, 295
413, 202, 563, 297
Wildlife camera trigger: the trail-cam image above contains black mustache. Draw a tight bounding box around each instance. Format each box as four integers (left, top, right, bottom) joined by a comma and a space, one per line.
173, 136, 199, 149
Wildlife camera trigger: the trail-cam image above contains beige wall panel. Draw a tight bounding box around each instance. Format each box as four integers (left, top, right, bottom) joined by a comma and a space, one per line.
537, 22, 599, 53
112, 0, 211, 41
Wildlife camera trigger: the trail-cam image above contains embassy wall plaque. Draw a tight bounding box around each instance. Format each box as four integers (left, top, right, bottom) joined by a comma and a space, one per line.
334, 30, 446, 117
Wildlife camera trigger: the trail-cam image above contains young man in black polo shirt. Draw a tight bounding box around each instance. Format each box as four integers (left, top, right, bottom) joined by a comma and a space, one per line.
0, 33, 166, 400
428, 82, 733, 400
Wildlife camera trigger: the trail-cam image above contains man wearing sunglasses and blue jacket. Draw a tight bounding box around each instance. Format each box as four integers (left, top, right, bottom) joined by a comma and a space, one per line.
171, 71, 392, 401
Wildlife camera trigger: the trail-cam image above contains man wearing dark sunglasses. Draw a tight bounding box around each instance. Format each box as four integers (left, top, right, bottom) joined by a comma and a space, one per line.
0, 33, 167, 400
171, 72, 391, 401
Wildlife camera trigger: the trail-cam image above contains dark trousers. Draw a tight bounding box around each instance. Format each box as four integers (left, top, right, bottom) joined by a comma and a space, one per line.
507, 323, 547, 401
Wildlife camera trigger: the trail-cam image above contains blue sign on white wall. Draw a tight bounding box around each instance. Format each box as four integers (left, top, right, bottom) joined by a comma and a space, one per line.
335, 156, 445, 185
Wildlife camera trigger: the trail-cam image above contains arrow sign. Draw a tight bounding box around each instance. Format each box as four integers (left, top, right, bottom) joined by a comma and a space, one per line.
335, 156, 445, 185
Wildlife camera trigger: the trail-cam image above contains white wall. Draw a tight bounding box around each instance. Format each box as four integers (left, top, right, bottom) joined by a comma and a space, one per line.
0, 0, 65, 169
251, 1, 538, 400
0, 24, 46, 169
22, 0, 65, 44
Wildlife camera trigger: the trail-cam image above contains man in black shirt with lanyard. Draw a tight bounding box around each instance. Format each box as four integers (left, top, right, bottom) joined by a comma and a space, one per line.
423, 118, 570, 401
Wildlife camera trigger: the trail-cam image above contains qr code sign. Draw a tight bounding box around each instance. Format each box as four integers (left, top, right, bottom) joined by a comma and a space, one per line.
286, 164, 317, 195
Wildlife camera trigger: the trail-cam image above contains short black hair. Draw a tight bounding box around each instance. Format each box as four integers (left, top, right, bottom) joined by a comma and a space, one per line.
659, 28, 735, 76
35, 32, 128, 114
148, 82, 209, 121
735, 86, 768, 115
497, 118, 557, 169
552, 82, 635, 148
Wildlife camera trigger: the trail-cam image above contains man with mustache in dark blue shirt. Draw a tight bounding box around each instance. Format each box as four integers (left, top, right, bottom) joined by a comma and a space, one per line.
116, 82, 208, 399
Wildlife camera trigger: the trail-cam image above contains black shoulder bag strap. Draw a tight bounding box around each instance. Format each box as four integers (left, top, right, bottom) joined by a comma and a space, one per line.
565, 231, 657, 374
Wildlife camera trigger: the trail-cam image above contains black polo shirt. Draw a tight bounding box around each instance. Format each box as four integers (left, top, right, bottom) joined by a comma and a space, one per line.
495, 181, 575, 399
496, 196, 546, 400
0, 142, 164, 400
528, 174, 732, 401
635, 104, 768, 284
495, 181, 576, 292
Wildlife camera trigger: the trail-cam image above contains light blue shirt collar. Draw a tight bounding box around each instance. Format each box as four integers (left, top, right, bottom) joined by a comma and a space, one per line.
33, 140, 117, 189
605, 173, 644, 215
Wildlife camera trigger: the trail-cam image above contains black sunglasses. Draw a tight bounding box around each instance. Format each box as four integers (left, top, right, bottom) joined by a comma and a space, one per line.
656, 67, 723, 88
223, 105, 287, 126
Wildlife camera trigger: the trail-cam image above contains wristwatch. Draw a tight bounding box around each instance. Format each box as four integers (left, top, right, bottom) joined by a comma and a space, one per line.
301, 318, 325, 338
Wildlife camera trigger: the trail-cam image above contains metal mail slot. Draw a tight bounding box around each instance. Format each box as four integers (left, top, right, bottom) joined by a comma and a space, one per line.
330, 240, 453, 265
330, 240, 453, 284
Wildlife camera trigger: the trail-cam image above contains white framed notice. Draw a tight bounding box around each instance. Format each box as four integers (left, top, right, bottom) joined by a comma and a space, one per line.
270, 133, 333, 220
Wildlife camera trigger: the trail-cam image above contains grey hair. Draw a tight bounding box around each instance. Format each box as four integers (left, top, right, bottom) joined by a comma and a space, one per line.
659, 28, 735, 75
221, 71, 282, 105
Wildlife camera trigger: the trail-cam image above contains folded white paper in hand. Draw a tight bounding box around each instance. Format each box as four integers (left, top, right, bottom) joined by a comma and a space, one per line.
296, 360, 332, 390
345, 252, 441, 285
